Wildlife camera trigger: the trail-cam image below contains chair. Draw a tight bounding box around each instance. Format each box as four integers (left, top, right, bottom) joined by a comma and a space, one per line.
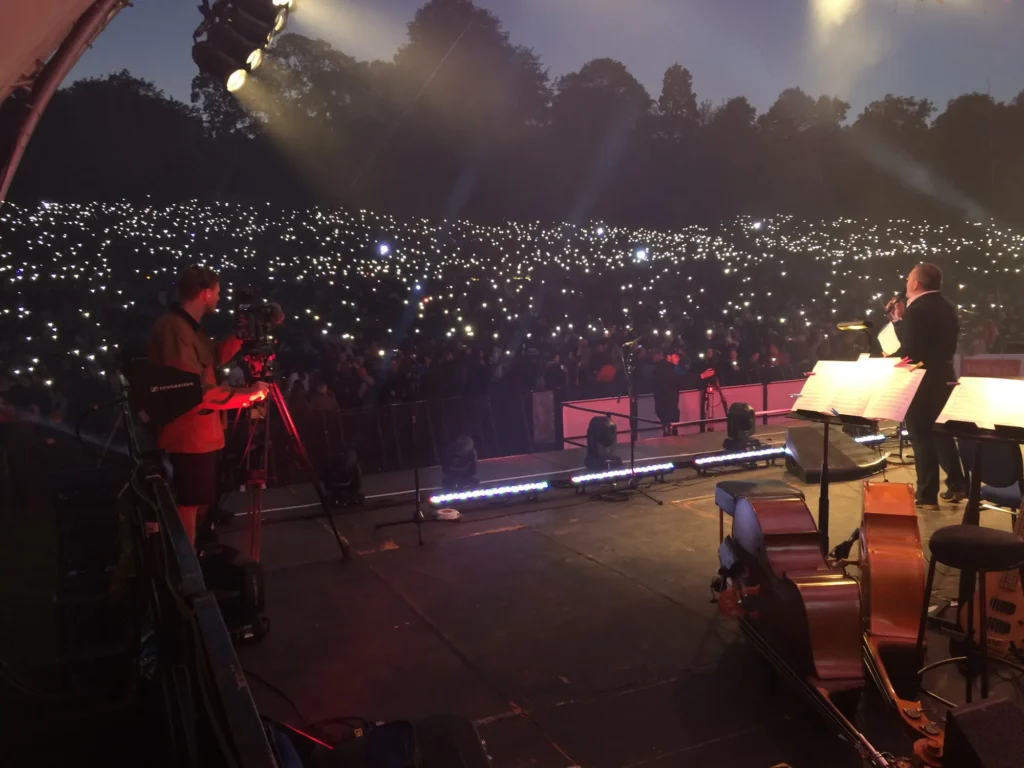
915, 524, 1024, 702
714, 479, 805, 543
958, 439, 1024, 513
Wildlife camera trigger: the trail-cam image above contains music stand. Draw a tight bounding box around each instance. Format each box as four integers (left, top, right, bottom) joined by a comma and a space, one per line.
376, 376, 449, 544
791, 359, 925, 556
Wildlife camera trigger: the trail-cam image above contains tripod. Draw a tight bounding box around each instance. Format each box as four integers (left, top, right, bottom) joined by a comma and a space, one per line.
230, 367, 350, 562
617, 343, 663, 506
376, 376, 445, 545
701, 372, 729, 432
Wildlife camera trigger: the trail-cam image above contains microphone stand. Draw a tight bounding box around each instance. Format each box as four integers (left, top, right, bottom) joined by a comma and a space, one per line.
617, 342, 663, 507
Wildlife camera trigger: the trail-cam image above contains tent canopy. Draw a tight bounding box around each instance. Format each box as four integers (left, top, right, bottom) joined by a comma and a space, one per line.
0, 0, 97, 103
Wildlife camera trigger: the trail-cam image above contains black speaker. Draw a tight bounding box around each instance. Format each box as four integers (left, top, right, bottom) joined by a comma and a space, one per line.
944, 697, 1024, 768
785, 424, 886, 483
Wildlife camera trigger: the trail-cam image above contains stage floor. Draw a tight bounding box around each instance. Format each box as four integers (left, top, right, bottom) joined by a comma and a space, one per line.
222, 456, 1024, 768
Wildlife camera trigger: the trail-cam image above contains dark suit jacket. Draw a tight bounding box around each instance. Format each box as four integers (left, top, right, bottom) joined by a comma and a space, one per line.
893, 291, 959, 419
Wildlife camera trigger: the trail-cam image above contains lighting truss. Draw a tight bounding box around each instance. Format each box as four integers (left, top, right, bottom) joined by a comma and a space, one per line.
570, 462, 675, 485
692, 446, 786, 468
429, 481, 549, 506
854, 433, 886, 445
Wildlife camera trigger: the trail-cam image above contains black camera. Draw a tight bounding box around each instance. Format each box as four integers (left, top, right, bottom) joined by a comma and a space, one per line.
235, 288, 279, 347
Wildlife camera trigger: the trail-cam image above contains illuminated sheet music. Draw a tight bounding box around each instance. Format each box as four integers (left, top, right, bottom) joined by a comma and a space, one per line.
936, 377, 1024, 431
792, 358, 923, 422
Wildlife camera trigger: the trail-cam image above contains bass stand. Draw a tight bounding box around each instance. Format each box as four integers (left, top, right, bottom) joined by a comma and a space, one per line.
616, 343, 663, 507
230, 354, 350, 562
376, 376, 445, 545
886, 421, 914, 466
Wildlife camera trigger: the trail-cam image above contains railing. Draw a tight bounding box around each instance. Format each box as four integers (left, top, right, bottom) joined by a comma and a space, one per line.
212, 374, 812, 485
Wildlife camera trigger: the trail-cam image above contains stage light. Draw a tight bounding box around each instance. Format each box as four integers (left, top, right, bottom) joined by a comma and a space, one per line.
192, 42, 248, 92
726, 402, 756, 443
208, 22, 264, 71
429, 482, 549, 506
571, 463, 675, 485
442, 435, 478, 489
378, 243, 390, 256
585, 415, 620, 470
837, 320, 872, 332
693, 446, 786, 467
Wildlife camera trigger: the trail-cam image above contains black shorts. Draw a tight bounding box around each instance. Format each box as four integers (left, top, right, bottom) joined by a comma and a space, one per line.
168, 451, 219, 507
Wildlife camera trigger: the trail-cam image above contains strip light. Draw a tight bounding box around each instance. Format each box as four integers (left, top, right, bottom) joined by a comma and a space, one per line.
429, 481, 548, 505
571, 462, 675, 485
693, 446, 786, 467
854, 433, 886, 445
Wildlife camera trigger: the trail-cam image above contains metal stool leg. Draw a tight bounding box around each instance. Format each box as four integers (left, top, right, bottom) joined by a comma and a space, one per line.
979, 571, 989, 700
916, 557, 938, 669
965, 573, 976, 704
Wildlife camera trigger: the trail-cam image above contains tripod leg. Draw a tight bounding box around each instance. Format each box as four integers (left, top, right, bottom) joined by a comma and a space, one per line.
268, 383, 350, 560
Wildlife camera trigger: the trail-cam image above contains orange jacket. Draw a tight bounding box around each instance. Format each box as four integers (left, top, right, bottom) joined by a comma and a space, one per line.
148, 309, 244, 454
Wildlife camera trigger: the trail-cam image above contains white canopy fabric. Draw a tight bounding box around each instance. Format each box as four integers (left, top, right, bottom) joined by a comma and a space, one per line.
0, 0, 96, 103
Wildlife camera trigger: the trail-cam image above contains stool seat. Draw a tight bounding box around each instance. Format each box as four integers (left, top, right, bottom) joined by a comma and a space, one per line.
715, 479, 804, 517
929, 525, 1024, 572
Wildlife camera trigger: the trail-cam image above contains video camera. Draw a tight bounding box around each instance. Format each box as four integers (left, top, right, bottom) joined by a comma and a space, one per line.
235, 288, 282, 379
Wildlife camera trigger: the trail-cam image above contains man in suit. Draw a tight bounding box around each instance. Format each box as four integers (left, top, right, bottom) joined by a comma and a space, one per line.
888, 262, 967, 510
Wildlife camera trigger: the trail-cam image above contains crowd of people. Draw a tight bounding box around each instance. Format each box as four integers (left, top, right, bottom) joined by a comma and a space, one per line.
0, 201, 1019, 439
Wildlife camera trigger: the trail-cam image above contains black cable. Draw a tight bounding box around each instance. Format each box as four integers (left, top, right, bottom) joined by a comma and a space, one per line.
244, 668, 310, 727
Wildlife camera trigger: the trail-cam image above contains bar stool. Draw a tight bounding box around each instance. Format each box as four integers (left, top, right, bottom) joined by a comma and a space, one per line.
915, 524, 1024, 702
714, 479, 805, 543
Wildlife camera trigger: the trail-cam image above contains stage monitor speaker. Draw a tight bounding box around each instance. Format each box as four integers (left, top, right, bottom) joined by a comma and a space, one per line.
944, 697, 1024, 768
785, 424, 886, 483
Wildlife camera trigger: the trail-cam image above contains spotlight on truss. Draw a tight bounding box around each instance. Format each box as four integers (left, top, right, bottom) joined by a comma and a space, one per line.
193, 0, 295, 92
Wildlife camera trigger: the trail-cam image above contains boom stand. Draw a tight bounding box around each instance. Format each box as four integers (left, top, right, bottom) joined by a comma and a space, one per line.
376, 379, 445, 544
233, 380, 350, 562
617, 344, 663, 507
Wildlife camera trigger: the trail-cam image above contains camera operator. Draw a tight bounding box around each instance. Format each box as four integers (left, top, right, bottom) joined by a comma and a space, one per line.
148, 265, 268, 546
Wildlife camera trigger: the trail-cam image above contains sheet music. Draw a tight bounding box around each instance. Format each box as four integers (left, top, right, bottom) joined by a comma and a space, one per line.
791, 361, 843, 414
877, 323, 900, 356
936, 378, 995, 431
865, 366, 925, 421
792, 357, 922, 421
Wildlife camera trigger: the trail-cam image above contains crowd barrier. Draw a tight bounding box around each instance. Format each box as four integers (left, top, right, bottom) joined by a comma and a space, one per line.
219, 376, 810, 483
560, 379, 806, 450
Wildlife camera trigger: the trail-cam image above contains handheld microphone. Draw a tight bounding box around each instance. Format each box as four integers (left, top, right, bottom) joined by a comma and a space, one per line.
621, 337, 642, 347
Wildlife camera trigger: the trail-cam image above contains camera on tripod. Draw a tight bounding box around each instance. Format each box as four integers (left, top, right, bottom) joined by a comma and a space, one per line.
235, 288, 280, 348
235, 288, 282, 379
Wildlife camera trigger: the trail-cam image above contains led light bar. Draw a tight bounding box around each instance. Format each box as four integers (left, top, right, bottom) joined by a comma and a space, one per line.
693, 446, 786, 467
854, 433, 886, 445
429, 481, 549, 505
570, 463, 675, 485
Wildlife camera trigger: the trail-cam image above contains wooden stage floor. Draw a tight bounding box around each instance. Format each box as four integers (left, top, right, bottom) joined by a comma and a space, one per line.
222, 457, 1024, 768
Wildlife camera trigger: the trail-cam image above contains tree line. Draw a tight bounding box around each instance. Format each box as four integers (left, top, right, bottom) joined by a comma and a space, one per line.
3, 0, 1023, 227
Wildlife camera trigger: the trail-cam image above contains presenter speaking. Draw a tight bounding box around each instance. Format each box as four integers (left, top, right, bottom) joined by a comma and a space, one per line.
887, 262, 967, 510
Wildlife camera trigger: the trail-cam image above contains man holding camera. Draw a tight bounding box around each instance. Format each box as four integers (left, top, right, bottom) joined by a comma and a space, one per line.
149, 265, 268, 545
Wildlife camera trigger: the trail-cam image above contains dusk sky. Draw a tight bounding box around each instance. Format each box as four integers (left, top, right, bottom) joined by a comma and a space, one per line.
71, 0, 1024, 117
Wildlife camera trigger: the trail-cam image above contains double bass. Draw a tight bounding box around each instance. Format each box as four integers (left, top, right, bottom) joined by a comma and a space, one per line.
716, 492, 898, 766
859, 481, 944, 767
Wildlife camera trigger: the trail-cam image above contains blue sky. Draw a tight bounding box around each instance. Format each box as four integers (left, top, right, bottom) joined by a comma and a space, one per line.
71, 0, 1024, 117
